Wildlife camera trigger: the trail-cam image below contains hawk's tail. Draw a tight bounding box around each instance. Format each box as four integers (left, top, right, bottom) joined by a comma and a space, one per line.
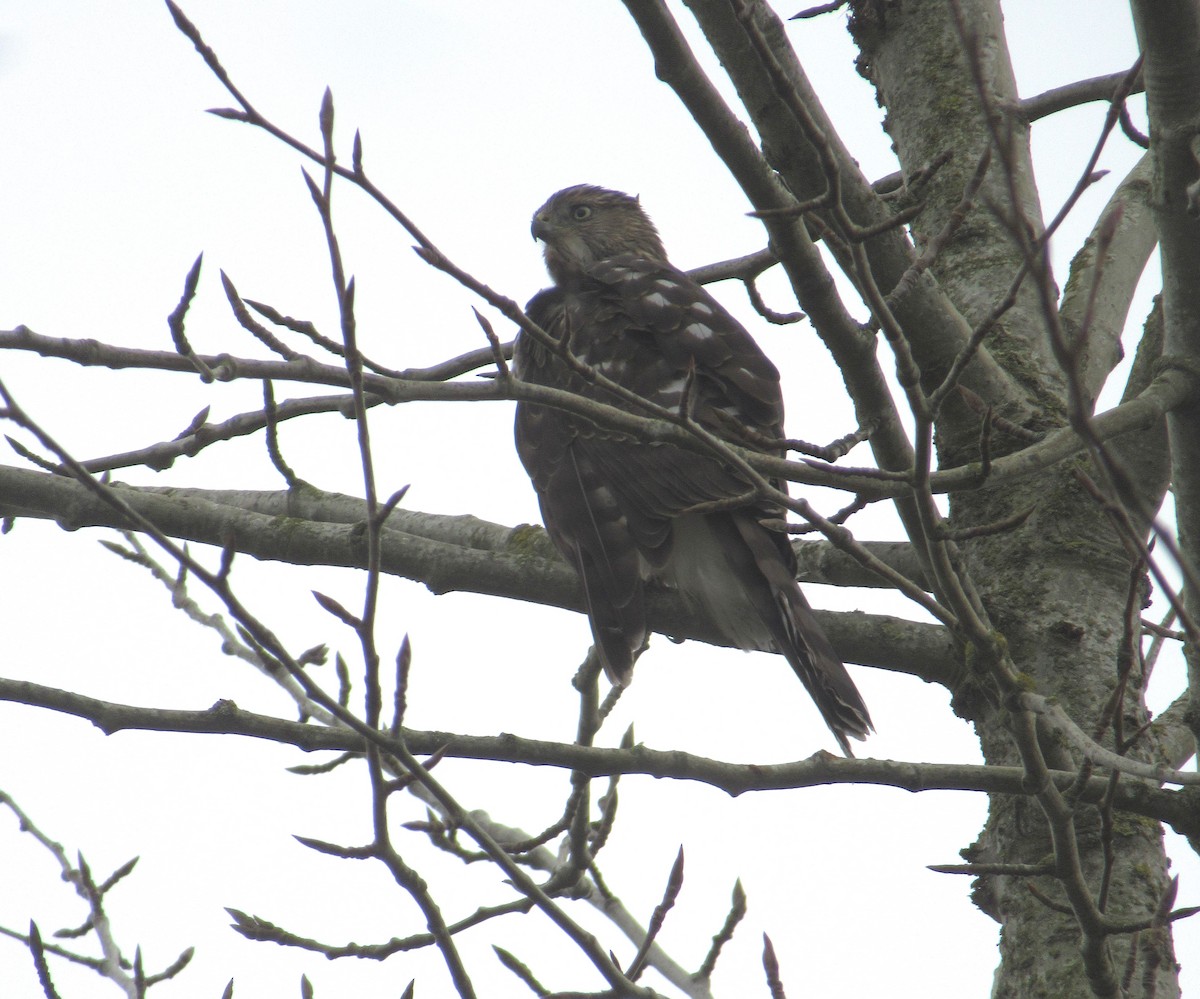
573, 541, 646, 687
730, 513, 873, 756
773, 582, 873, 757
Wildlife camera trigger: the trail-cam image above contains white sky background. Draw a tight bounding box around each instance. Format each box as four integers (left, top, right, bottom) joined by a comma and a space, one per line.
0, 2, 1194, 997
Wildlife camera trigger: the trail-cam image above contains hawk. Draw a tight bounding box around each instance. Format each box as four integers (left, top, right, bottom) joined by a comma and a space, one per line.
513, 184, 872, 755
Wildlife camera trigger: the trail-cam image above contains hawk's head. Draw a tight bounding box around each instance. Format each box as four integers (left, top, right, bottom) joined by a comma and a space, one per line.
532, 185, 667, 285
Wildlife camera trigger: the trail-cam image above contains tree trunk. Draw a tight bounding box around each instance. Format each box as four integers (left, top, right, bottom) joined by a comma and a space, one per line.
851, 2, 1180, 995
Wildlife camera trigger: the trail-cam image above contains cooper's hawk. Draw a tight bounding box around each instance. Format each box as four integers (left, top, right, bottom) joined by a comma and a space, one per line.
513, 185, 872, 755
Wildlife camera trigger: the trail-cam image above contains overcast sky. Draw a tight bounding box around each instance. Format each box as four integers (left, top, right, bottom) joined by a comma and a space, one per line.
0, 3, 1192, 997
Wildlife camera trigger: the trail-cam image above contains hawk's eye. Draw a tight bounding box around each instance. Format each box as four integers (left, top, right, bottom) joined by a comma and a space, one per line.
571, 205, 593, 221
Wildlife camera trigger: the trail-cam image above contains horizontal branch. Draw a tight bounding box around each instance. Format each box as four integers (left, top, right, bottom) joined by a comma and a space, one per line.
6, 327, 1195, 503
684, 247, 778, 284
1020, 66, 1145, 123
0, 324, 425, 394
2, 676, 1194, 839
134, 485, 931, 589
0, 465, 956, 684
0, 326, 886, 494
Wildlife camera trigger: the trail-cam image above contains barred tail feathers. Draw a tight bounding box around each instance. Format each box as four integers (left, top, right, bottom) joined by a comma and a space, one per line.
726, 512, 873, 756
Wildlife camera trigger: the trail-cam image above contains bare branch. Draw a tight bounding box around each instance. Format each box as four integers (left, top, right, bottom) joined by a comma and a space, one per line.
1020, 64, 1145, 123
0, 680, 1195, 832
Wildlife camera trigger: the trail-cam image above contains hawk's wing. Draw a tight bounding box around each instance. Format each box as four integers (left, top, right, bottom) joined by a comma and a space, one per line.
521, 255, 785, 516
514, 257, 872, 753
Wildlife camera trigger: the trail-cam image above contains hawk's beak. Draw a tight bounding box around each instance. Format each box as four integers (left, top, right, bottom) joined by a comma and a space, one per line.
531, 217, 553, 242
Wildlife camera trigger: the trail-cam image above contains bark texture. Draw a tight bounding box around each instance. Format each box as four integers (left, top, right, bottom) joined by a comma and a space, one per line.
851, 2, 1180, 996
